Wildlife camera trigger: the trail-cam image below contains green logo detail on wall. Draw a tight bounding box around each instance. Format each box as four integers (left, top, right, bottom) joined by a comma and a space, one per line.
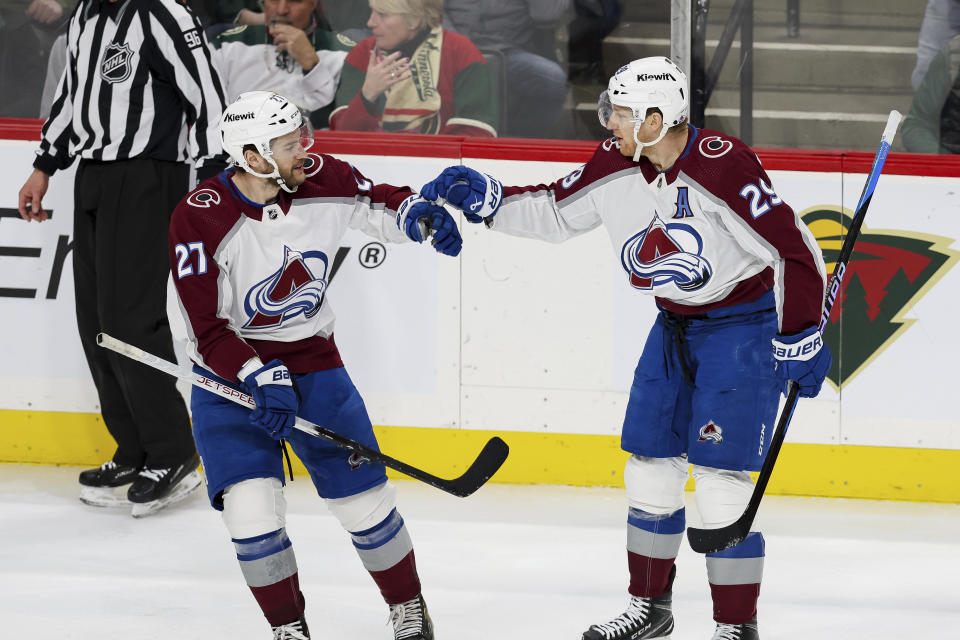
801, 207, 959, 389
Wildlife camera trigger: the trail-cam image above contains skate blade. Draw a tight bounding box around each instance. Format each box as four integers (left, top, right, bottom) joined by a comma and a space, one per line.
79, 485, 131, 508
130, 470, 203, 519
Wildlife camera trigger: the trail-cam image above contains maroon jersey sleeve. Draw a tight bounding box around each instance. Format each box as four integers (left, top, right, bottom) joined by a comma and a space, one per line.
169, 183, 258, 381
694, 139, 826, 333
499, 139, 626, 200
311, 154, 415, 219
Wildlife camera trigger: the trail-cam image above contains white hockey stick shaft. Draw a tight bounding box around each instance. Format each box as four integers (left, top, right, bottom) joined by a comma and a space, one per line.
97, 332, 286, 424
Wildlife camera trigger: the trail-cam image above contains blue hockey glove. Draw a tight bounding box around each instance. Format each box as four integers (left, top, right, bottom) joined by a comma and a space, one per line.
420, 165, 503, 223
396, 195, 462, 256
242, 359, 300, 439
772, 326, 833, 398
426, 207, 463, 256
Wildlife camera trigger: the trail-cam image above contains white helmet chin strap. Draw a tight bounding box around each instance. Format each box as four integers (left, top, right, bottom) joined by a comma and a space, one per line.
244, 155, 298, 193
631, 120, 670, 162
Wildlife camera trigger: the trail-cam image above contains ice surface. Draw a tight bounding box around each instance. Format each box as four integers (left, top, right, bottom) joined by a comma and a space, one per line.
1, 465, 958, 639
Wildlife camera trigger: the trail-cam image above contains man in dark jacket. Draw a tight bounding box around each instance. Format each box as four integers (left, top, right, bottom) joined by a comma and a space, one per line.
444, 0, 570, 138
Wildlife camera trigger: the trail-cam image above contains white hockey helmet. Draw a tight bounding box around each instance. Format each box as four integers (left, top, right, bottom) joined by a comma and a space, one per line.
598, 56, 689, 160
219, 91, 313, 192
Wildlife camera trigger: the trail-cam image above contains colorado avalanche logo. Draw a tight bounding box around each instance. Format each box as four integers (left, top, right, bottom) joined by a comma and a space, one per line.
187, 189, 221, 208
698, 421, 723, 443
620, 215, 713, 291
347, 453, 369, 470
243, 246, 329, 328
302, 153, 324, 177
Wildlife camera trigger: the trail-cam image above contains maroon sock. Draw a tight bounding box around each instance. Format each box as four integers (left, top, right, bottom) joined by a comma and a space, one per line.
368, 550, 422, 605
628, 551, 676, 598
249, 572, 306, 627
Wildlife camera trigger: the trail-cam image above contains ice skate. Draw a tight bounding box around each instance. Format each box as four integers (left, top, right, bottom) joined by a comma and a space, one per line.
272, 616, 310, 639
128, 454, 202, 518
710, 617, 758, 640
581, 567, 675, 640
78, 460, 140, 507
388, 594, 433, 640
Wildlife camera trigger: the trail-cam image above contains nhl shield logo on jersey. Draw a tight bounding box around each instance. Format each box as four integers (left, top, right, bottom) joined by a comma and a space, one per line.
243, 246, 329, 328
101, 42, 134, 84
698, 421, 723, 443
621, 214, 713, 291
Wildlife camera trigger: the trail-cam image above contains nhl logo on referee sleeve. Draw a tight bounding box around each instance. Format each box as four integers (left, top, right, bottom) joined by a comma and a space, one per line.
101, 42, 134, 84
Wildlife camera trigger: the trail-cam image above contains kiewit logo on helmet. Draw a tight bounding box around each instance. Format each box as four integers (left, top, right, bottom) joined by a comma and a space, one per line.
638, 73, 676, 81
224, 112, 255, 122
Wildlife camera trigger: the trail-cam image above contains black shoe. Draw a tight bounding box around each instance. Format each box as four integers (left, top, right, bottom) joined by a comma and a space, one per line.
272, 616, 310, 639
711, 617, 758, 639
79, 460, 140, 488
388, 594, 433, 640
79, 460, 141, 507
127, 454, 202, 517
582, 567, 675, 639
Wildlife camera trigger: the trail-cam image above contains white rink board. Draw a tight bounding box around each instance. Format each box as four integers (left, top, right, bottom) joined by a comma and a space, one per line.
1, 141, 958, 450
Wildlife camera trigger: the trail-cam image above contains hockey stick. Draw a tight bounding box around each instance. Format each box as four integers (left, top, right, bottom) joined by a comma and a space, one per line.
686, 110, 903, 554
96, 333, 509, 498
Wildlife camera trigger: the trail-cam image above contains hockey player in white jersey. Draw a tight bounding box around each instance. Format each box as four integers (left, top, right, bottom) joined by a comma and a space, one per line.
421, 57, 832, 640
169, 91, 459, 639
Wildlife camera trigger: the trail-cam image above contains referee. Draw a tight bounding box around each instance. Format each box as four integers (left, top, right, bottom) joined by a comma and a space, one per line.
16, 0, 227, 517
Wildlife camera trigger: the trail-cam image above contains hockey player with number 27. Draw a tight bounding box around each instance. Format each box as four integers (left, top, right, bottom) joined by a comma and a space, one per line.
169, 91, 457, 640
422, 57, 832, 640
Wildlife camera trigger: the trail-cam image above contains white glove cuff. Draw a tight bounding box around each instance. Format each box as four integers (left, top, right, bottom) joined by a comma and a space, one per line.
253, 363, 293, 387
395, 194, 427, 229
477, 172, 503, 218
238, 357, 265, 382
772, 331, 823, 362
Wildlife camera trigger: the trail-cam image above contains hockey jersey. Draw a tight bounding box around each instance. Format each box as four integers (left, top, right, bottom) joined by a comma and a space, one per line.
211, 24, 352, 124
169, 154, 412, 382
489, 126, 827, 333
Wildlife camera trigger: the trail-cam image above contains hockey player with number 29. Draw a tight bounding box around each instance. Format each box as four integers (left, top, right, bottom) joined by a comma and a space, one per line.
422, 57, 832, 640
169, 91, 456, 640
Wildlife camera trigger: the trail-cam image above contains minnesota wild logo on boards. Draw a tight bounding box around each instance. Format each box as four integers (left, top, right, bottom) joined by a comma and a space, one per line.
801, 206, 959, 389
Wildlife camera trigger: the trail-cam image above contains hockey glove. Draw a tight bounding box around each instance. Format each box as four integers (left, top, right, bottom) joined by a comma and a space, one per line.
772, 326, 833, 398
420, 165, 503, 223
242, 359, 300, 439
396, 195, 463, 256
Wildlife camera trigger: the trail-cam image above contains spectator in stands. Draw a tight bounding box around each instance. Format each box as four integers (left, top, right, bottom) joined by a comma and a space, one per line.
210, 0, 353, 129
567, 0, 621, 84
187, 0, 263, 30
330, 0, 498, 137
903, 33, 960, 153
321, 0, 373, 42
912, 0, 960, 90
0, 0, 72, 117
443, 0, 570, 139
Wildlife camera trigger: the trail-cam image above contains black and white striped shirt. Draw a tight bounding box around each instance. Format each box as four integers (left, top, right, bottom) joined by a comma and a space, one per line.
34, 0, 226, 175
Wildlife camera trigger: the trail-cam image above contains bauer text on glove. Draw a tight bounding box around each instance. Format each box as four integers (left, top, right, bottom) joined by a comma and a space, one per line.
240, 359, 300, 439
772, 326, 832, 398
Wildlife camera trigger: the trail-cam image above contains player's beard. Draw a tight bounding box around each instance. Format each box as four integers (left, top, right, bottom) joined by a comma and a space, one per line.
278, 161, 306, 189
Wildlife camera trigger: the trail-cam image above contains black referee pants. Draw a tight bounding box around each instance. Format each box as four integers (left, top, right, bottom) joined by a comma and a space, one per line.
73, 157, 196, 469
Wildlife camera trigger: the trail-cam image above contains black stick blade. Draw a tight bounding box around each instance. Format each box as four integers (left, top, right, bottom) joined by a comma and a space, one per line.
686, 519, 750, 554
442, 436, 510, 497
